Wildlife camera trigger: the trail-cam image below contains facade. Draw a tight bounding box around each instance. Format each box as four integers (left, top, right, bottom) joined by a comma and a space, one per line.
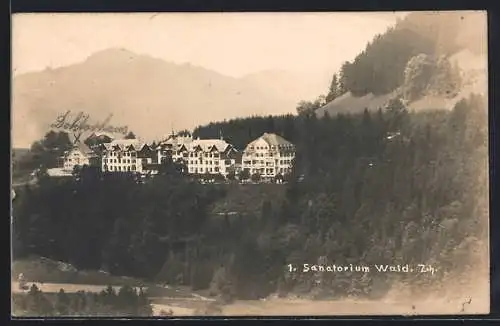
156, 133, 194, 165
156, 133, 239, 177
54, 132, 295, 182
242, 133, 295, 179
101, 139, 155, 174
62, 143, 99, 172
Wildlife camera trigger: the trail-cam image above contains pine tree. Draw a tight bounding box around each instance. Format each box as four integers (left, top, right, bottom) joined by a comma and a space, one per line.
55, 289, 70, 316
325, 73, 340, 102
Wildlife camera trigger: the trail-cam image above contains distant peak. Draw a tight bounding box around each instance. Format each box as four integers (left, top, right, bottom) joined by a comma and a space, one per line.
85, 48, 140, 62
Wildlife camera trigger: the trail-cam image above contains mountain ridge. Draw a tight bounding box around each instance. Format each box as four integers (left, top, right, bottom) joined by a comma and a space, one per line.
12, 49, 323, 148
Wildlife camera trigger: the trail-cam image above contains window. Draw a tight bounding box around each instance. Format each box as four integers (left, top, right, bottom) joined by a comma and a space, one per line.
131, 152, 136, 157
132, 165, 136, 171
215, 167, 219, 172
127, 166, 131, 171
132, 159, 136, 163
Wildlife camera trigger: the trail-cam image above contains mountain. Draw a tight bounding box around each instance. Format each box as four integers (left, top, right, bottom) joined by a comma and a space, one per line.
316, 11, 487, 118
12, 48, 313, 148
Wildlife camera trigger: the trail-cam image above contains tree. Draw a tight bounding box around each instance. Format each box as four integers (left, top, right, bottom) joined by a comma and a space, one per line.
250, 173, 261, 183
296, 97, 326, 117
226, 168, 236, 181
117, 285, 138, 313
55, 289, 70, 316
238, 169, 250, 181
209, 265, 234, 303
124, 131, 137, 139
326, 73, 340, 102
24, 131, 73, 170
212, 173, 226, 183
25, 284, 54, 316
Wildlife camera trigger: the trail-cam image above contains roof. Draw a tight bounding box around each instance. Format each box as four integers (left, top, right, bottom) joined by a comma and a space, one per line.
188, 139, 231, 152
67, 142, 96, 156
261, 133, 293, 146
87, 131, 117, 140
159, 136, 233, 153
247, 133, 294, 149
161, 135, 193, 147
105, 139, 149, 151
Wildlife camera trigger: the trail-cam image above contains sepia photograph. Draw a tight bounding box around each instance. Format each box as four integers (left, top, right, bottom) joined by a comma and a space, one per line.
11, 11, 489, 317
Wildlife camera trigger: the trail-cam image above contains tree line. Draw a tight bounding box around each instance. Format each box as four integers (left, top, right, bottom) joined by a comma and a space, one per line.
12, 284, 153, 317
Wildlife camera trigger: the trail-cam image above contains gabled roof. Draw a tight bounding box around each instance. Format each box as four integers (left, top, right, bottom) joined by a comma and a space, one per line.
106, 139, 147, 151
260, 133, 293, 146
188, 139, 231, 152
246, 133, 293, 150
69, 142, 96, 156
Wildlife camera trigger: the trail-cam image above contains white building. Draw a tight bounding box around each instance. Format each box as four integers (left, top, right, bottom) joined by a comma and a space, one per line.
156, 133, 194, 164
242, 133, 295, 179
62, 142, 99, 172
101, 139, 155, 174
156, 133, 239, 177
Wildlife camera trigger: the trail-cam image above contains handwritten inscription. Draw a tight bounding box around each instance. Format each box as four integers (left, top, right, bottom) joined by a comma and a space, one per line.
50, 111, 129, 135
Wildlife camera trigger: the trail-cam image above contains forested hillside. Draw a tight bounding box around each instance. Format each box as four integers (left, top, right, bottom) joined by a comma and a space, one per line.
13, 94, 488, 301
313, 11, 486, 118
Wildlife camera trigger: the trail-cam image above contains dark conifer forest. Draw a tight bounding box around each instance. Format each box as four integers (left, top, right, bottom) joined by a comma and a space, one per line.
12, 93, 488, 300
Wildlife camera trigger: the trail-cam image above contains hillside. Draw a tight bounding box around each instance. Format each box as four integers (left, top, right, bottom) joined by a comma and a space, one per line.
12, 48, 312, 148
210, 183, 287, 217
316, 11, 487, 117
317, 49, 486, 117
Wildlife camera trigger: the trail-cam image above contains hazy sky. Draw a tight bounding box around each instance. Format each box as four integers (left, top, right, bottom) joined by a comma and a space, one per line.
12, 12, 406, 79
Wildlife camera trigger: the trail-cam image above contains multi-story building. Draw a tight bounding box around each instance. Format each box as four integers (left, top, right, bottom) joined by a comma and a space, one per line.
156, 133, 194, 164
156, 133, 239, 177
242, 132, 295, 179
101, 139, 155, 174
62, 142, 100, 172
